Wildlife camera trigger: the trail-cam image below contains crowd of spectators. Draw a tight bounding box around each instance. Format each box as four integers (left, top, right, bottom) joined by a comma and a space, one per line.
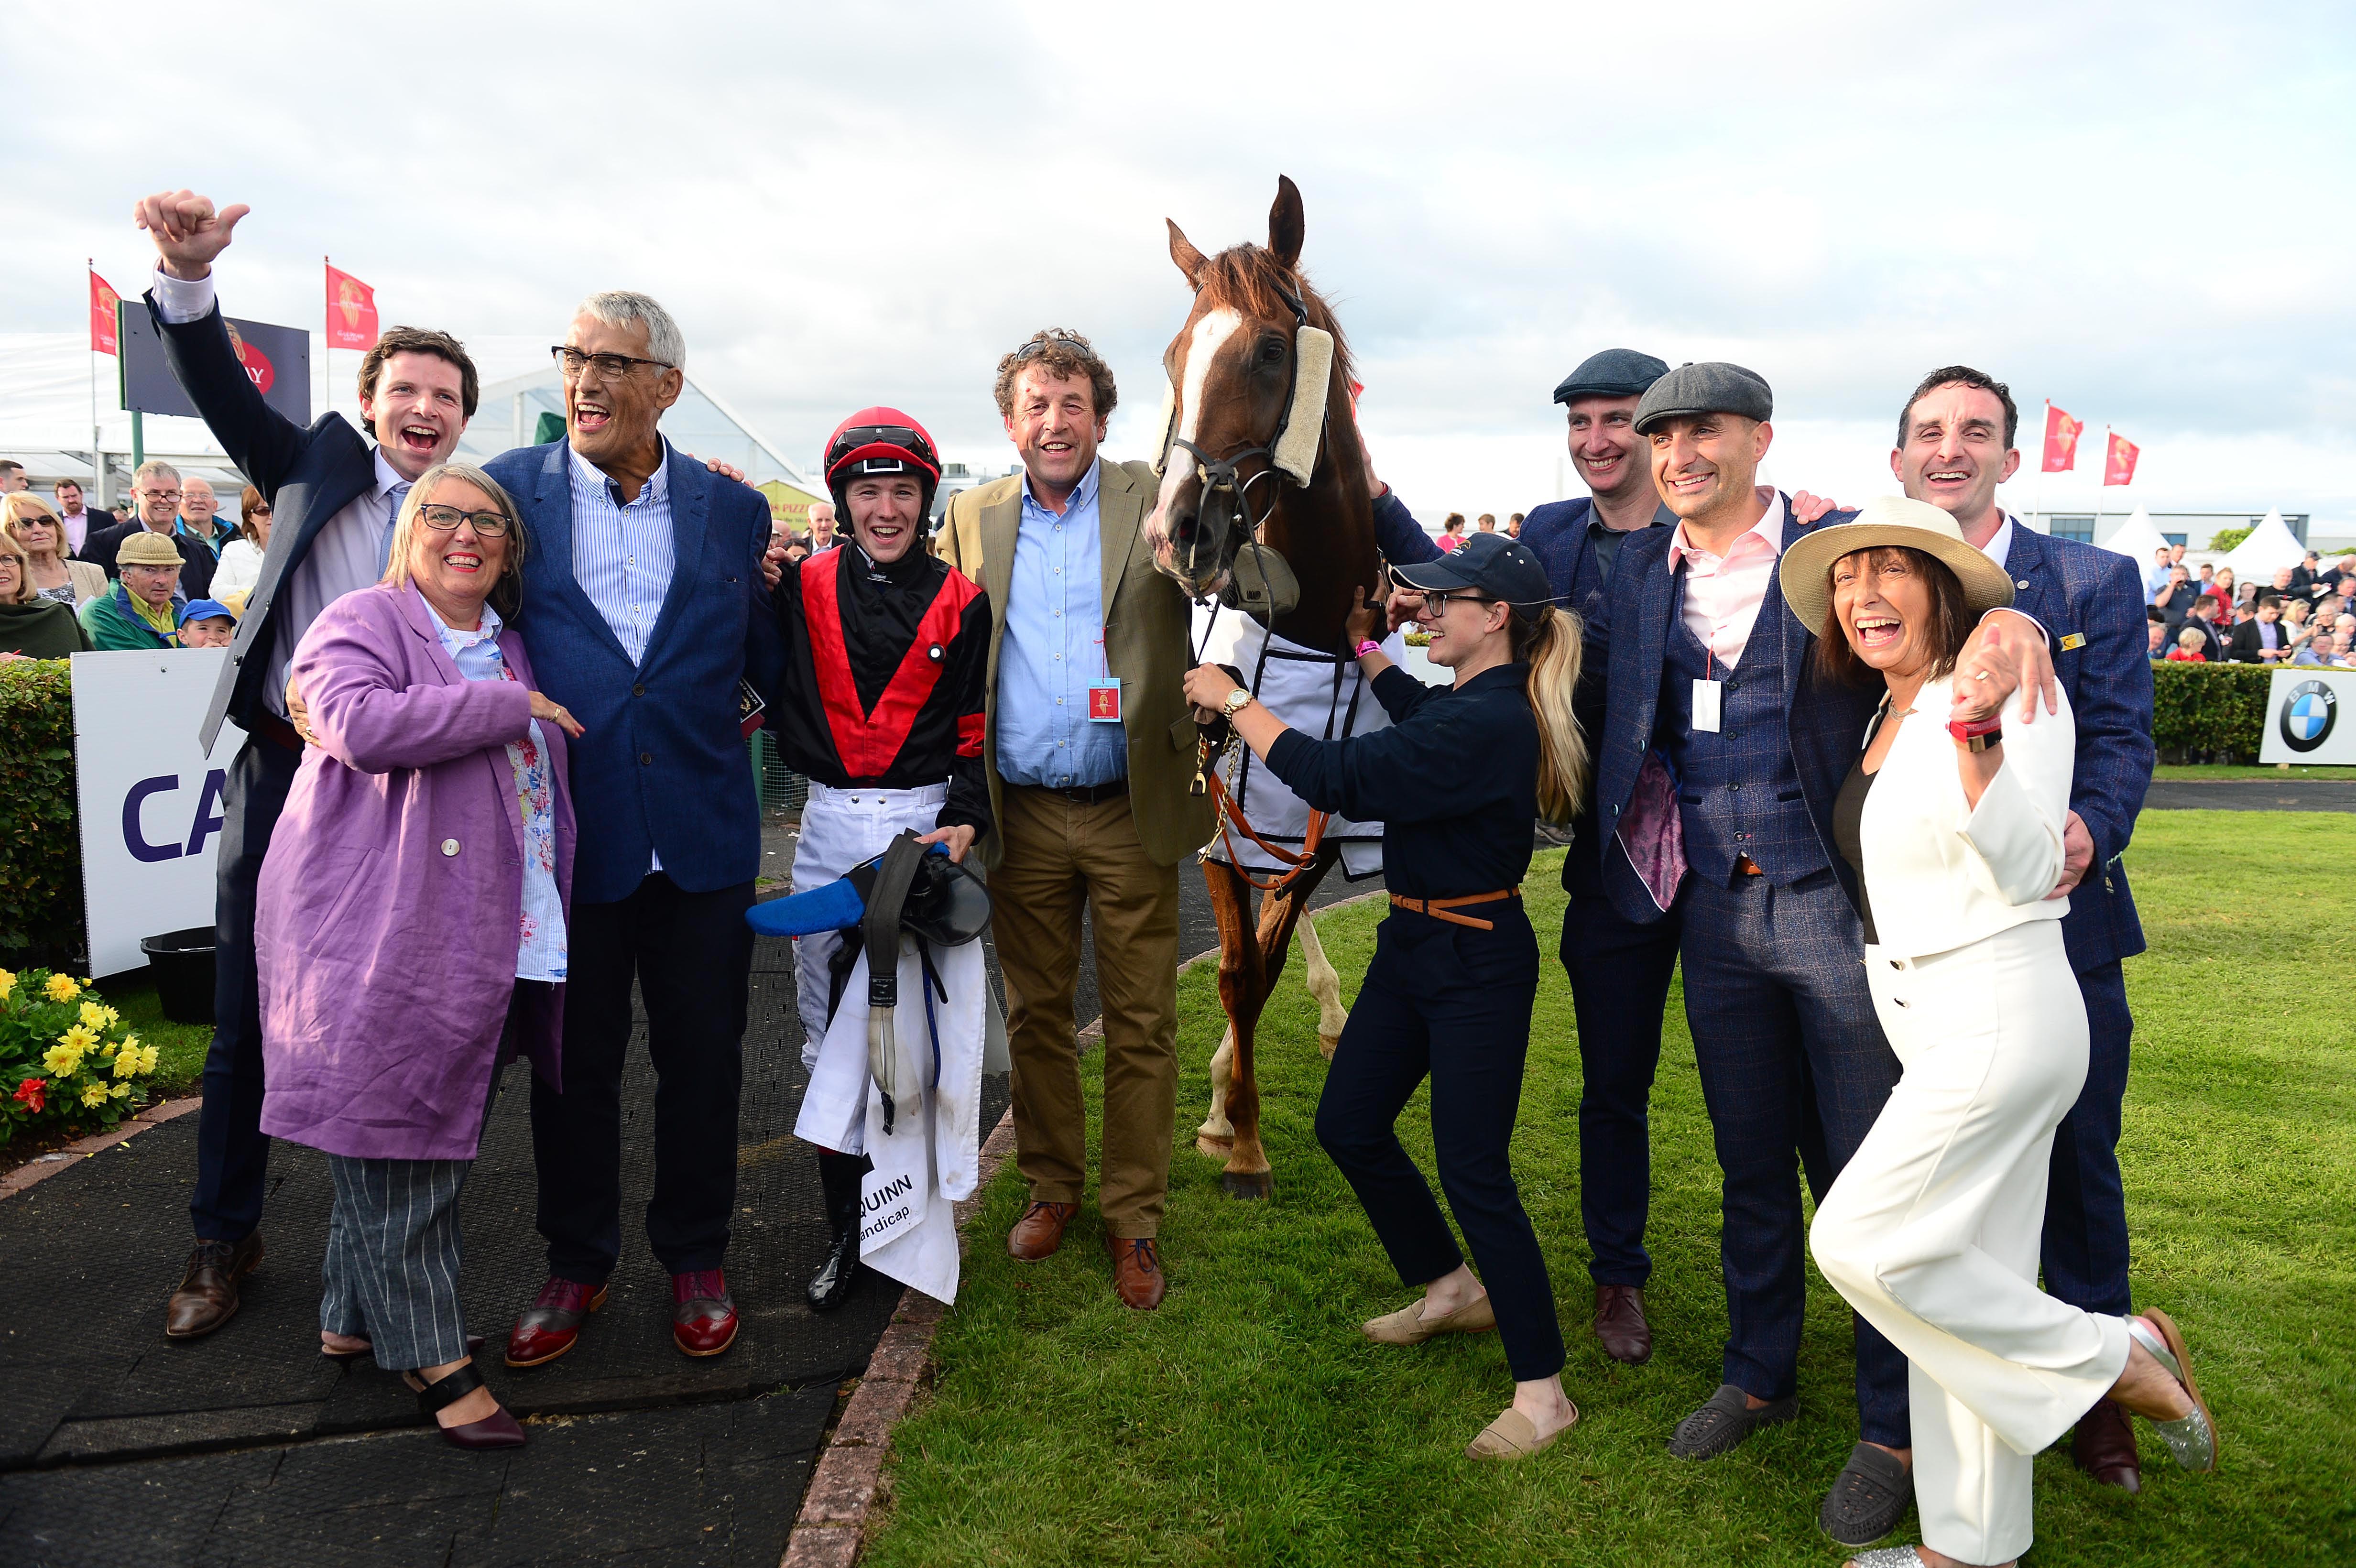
0, 460, 243, 659
2143, 542, 2356, 665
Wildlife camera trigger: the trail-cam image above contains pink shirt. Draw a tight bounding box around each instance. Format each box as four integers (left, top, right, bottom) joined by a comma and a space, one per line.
1667, 490, 1786, 672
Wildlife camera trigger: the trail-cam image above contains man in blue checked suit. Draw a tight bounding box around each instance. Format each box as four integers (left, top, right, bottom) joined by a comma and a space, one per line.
1889, 365, 2156, 1494
484, 292, 783, 1370
1367, 347, 1689, 1366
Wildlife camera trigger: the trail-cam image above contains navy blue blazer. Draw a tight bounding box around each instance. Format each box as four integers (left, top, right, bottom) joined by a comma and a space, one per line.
482, 440, 782, 905
146, 292, 378, 751
1594, 501, 1881, 926
1994, 523, 2153, 971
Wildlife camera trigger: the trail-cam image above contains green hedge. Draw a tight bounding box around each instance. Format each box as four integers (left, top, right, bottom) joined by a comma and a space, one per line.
2149, 658, 2274, 760
0, 661, 80, 964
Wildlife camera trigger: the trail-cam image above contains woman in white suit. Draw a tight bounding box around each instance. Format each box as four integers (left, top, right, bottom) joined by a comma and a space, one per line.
1784, 498, 2218, 1568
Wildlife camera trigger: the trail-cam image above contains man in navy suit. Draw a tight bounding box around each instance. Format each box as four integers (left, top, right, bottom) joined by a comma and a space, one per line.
132, 189, 481, 1341
488, 294, 783, 1367
1367, 347, 1686, 1364
1889, 365, 2155, 1492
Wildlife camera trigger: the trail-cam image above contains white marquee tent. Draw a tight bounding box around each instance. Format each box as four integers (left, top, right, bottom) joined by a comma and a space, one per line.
2222, 508, 2307, 582
2095, 505, 2171, 563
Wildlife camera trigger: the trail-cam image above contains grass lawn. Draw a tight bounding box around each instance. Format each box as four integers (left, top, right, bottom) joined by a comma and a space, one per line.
869, 814, 2354, 1567
99, 973, 212, 1098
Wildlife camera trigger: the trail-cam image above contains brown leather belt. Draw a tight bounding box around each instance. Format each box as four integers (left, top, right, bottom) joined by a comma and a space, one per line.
251, 711, 304, 755
1734, 855, 1764, 876
1389, 886, 1521, 931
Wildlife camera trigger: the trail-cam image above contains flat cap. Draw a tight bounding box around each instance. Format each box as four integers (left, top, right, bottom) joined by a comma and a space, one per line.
1632, 361, 1773, 435
116, 530, 185, 567
1552, 348, 1669, 406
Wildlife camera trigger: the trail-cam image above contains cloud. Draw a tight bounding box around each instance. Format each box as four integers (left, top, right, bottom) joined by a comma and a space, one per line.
6, 0, 2353, 527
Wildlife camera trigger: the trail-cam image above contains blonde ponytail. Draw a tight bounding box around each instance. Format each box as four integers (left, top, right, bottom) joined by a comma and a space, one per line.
1513, 607, 1588, 823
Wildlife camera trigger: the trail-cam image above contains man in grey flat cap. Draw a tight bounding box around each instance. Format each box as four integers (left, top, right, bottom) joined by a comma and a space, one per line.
1592, 361, 2061, 1548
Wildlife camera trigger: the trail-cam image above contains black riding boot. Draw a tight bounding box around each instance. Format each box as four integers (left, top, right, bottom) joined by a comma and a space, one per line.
809, 1149, 873, 1313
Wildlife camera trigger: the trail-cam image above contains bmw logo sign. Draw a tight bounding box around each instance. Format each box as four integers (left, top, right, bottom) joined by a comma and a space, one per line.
2280, 679, 2337, 753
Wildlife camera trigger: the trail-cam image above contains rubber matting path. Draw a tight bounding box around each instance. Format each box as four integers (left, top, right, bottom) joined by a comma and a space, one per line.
0, 933, 1007, 1566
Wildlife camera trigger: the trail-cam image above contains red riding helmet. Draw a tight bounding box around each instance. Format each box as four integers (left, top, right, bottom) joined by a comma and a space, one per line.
824, 408, 942, 525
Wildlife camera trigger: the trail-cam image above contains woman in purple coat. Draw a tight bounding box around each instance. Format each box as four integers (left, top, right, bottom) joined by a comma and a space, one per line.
258, 463, 582, 1450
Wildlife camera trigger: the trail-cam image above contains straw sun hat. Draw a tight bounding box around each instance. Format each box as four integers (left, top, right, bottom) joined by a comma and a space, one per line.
1779, 495, 2015, 637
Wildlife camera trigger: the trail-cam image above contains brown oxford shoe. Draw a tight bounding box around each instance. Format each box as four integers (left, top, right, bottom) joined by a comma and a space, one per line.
1006, 1200, 1078, 1262
1593, 1284, 1653, 1365
165, 1233, 265, 1339
1106, 1234, 1166, 1311
2071, 1396, 2143, 1493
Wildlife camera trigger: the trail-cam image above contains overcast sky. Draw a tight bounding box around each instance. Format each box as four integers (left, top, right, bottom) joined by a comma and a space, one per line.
10, 1, 2352, 528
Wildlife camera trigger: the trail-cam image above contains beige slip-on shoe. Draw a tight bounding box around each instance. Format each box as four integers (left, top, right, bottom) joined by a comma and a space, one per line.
1466, 1402, 1577, 1460
1363, 1293, 1497, 1346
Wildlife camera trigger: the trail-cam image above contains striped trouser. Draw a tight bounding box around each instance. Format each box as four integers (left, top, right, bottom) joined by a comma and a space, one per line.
322, 1154, 475, 1372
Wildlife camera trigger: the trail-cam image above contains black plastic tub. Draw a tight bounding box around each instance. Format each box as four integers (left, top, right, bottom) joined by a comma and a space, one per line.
139, 926, 217, 1026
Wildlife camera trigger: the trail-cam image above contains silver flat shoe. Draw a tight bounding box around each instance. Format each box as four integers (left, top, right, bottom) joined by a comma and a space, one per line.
1847, 1550, 1925, 1568
2125, 1310, 2218, 1472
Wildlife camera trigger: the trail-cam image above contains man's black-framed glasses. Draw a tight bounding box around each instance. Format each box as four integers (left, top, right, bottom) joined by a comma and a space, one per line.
552, 346, 675, 381
416, 503, 512, 538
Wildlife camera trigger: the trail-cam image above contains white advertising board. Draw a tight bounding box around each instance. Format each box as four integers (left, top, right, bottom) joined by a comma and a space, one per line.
71, 649, 245, 978
2257, 667, 2356, 765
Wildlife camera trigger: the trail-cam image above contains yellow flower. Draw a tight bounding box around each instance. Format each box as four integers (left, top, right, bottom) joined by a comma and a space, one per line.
80, 1082, 108, 1109
103, 1005, 121, 1027
110, 1081, 131, 1100
0, 968, 14, 1000
80, 1002, 108, 1029
140, 1044, 161, 1075
44, 974, 82, 1002
41, 1043, 84, 1077
60, 1024, 98, 1054
113, 1048, 141, 1080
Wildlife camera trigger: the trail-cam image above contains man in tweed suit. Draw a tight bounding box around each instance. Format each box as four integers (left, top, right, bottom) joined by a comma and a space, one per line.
1597, 363, 2065, 1548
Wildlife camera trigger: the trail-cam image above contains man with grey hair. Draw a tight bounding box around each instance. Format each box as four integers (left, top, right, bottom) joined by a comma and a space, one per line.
487, 290, 783, 1368
86, 459, 215, 596
175, 476, 230, 576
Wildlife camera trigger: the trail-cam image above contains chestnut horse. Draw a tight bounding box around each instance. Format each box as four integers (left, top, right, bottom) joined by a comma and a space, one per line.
1144, 175, 1379, 1199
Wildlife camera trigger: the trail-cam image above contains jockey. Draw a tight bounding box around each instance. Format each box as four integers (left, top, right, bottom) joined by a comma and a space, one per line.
770, 408, 993, 1310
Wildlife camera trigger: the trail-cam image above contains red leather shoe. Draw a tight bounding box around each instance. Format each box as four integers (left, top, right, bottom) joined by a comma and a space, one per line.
505, 1277, 609, 1368
673, 1268, 739, 1357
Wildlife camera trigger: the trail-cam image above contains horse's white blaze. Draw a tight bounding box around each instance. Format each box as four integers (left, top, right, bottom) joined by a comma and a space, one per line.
1149, 308, 1243, 541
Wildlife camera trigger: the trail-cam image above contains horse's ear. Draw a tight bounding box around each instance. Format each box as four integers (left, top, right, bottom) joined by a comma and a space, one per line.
1268, 174, 1305, 270
1167, 219, 1208, 285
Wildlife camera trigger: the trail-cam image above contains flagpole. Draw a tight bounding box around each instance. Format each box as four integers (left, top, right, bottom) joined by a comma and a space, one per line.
2092, 425, 2105, 546
2035, 400, 2046, 535
321, 255, 331, 425
88, 259, 102, 508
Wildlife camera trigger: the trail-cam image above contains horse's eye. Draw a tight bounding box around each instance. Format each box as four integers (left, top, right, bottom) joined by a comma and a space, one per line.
1260, 339, 1287, 363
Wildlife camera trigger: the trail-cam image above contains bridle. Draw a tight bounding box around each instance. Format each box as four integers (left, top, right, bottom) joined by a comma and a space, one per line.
1159, 276, 1331, 593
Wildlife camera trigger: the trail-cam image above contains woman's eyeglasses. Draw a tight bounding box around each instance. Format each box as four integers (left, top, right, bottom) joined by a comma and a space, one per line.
416, 504, 511, 538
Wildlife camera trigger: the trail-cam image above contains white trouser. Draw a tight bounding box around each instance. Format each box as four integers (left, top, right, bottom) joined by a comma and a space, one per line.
788, 779, 983, 1303
1812, 919, 2130, 1566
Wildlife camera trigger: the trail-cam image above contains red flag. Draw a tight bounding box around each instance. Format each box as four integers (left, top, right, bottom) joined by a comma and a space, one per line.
2040, 403, 2082, 473
324, 261, 380, 350
89, 269, 120, 355
2104, 431, 2140, 487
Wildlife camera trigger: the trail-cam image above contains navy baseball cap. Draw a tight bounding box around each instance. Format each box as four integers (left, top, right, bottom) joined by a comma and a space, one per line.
1395, 532, 1555, 616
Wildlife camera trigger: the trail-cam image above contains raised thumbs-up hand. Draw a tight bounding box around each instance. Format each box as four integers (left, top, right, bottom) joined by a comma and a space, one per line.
133, 189, 251, 281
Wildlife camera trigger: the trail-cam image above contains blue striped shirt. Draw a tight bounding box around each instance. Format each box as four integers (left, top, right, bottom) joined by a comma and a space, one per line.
568, 440, 675, 666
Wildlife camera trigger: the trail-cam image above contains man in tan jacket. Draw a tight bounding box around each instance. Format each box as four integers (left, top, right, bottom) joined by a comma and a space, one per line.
937, 329, 1212, 1310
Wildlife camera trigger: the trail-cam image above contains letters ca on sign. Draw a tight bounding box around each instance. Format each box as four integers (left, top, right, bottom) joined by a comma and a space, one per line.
122, 769, 229, 864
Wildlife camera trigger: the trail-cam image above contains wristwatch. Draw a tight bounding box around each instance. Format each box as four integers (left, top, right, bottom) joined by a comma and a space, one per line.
1221, 688, 1254, 719
1948, 714, 2003, 752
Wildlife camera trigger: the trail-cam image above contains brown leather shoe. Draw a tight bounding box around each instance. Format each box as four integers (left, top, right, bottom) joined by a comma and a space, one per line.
1593, 1284, 1653, 1365
1106, 1234, 1166, 1311
165, 1233, 265, 1339
1006, 1200, 1078, 1262
2071, 1395, 2142, 1492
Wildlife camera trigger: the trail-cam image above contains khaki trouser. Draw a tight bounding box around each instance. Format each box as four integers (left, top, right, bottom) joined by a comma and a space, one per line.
994, 783, 1180, 1238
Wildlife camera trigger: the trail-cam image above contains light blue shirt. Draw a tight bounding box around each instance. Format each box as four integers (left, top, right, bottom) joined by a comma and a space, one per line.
994, 459, 1127, 788
568, 440, 676, 667
2145, 561, 2173, 597
426, 600, 568, 983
